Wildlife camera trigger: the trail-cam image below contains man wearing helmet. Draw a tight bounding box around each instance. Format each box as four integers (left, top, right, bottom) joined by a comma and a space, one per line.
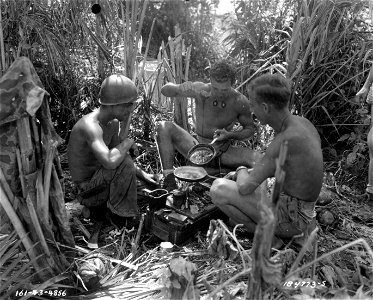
156, 60, 259, 190
68, 74, 157, 227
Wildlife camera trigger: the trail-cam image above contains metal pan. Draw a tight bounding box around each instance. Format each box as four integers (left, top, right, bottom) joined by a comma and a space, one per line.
174, 166, 208, 182
187, 143, 216, 166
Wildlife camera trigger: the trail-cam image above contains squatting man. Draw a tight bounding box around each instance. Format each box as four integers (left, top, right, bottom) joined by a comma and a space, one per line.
210, 74, 323, 247
68, 74, 157, 228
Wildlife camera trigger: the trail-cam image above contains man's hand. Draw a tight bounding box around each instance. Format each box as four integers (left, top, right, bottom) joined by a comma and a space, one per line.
129, 142, 139, 157
213, 128, 230, 142
118, 138, 135, 151
142, 173, 159, 186
224, 171, 237, 181
135, 166, 159, 186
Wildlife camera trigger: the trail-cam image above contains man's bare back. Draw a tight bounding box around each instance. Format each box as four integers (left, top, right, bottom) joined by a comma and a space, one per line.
67, 110, 120, 183
266, 115, 323, 202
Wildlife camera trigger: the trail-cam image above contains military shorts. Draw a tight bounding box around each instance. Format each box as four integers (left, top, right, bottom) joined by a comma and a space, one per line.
276, 193, 317, 239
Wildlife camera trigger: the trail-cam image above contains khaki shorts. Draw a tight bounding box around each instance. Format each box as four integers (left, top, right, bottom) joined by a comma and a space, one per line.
75, 155, 138, 217
276, 193, 316, 239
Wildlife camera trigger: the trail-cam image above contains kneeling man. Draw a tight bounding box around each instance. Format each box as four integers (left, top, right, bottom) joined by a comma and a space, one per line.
211, 74, 323, 244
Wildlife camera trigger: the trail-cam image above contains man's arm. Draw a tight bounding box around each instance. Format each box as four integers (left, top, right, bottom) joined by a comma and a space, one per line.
86, 121, 134, 170
161, 81, 208, 98
236, 137, 279, 195
215, 95, 256, 141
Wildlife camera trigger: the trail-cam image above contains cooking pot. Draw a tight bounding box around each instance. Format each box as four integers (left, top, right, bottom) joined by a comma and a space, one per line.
143, 188, 170, 210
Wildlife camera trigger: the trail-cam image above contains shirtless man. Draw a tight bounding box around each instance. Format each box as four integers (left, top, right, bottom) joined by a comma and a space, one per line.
68, 74, 156, 227
355, 65, 373, 203
210, 74, 323, 245
156, 60, 258, 190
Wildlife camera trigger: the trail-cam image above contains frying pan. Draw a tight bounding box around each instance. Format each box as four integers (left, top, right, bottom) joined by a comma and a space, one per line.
174, 166, 208, 182
187, 143, 216, 166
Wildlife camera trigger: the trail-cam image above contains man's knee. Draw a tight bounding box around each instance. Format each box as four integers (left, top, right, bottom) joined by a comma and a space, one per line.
118, 155, 136, 174
210, 178, 230, 205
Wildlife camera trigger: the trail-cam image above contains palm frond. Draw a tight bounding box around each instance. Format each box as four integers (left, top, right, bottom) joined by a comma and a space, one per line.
0, 230, 43, 298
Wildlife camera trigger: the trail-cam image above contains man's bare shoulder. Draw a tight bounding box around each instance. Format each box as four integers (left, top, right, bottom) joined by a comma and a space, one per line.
234, 91, 249, 104
284, 116, 320, 142
73, 112, 103, 139
265, 117, 315, 157
233, 90, 251, 113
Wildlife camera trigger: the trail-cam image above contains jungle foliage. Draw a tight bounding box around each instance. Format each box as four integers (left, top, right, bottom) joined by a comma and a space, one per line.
1, 0, 372, 188
1, 0, 373, 297
224, 0, 372, 191
1, 0, 220, 140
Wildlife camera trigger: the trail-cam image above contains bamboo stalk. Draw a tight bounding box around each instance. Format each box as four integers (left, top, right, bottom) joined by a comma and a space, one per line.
17, 117, 36, 173
134, 0, 148, 62
130, 0, 137, 48
42, 142, 57, 220
184, 45, 192, 81
312, 239, 318, 280
36, 169, 45, 217
15, 148, 26, 198
120, 1, 127, 76
49, 165, 75, 248
0, 167, 18, 208
131, 213, 145, 256
31, 118, 42, 169
25, 194, 52, 258
132, 0, 148, 82
125, 0, 130, 75
0, 1, 6, 76
370, 101, 373, 130
141, 17, 156, 78
161, 45, 173, 82
168, 37, 176, 80
129, 0, 137, 78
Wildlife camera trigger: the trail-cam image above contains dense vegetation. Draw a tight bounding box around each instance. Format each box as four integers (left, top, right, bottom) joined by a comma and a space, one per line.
1, 0, 373, 297
2, 0, 371, 191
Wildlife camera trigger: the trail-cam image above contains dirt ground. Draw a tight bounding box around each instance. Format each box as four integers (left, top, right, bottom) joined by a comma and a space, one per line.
61, 147, 373, 298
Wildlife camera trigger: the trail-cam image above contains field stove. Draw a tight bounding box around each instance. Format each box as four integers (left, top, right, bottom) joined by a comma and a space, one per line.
144, 179, 227, 245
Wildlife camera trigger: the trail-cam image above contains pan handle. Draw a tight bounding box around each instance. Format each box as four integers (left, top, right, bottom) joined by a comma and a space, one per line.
142, 188, 152, 194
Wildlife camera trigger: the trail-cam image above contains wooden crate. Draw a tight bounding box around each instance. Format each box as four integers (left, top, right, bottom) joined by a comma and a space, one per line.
145, 206, 227, 245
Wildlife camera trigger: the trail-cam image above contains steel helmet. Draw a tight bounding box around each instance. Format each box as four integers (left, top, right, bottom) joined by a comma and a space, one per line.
99, 74, 137, 105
